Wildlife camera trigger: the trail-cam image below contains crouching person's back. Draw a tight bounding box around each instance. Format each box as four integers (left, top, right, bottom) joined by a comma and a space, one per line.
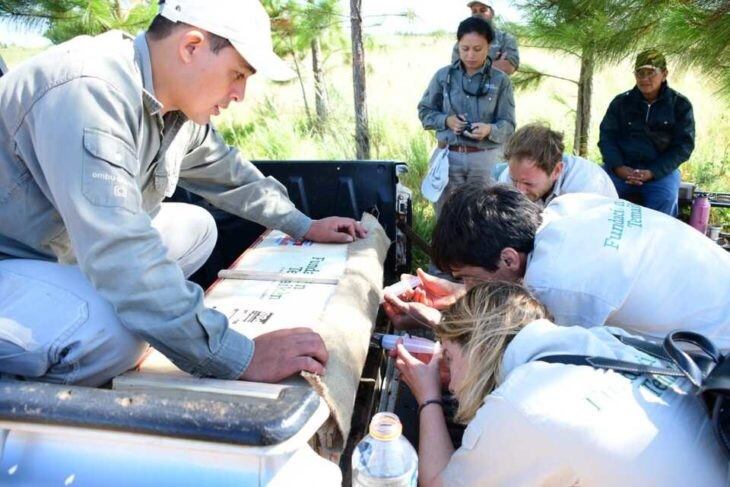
466, 319, 726, 485
394, 281, 727, 486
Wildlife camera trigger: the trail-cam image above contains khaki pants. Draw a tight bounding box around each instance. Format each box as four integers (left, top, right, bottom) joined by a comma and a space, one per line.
435, 148, 500, 215
0, 203, 217, 386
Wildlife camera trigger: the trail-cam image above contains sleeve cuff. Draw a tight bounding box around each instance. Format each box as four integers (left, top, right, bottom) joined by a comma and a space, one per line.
439, 114, 449, 131
194, 329, 254, 379
278, 208, 313, 240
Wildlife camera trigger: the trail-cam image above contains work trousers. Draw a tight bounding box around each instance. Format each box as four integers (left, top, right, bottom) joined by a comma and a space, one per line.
435, 148, 500, 215
0, 203, 217, 387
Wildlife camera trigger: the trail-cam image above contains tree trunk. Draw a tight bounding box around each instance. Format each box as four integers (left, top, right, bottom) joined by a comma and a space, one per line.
287, 37, 313, 126
573, 51, 594, 157
311, 35, 328, 128
350, 0, 370, 159
309, 0, 328, 128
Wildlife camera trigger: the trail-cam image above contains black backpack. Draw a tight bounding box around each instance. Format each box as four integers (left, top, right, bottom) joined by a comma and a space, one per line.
539, 331, 730, 456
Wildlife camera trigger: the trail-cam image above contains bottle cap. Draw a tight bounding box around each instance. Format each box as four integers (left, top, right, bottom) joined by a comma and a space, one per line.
369, 412, 402, 441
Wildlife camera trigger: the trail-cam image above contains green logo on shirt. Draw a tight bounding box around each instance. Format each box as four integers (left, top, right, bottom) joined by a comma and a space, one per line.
603, 201, 643, 250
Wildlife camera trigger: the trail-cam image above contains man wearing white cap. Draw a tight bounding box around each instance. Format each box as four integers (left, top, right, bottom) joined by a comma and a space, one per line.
451, 1, 520, 75
0, 0, 363, 386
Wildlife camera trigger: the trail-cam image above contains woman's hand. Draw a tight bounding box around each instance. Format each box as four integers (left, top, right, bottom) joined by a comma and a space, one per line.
446, 114, 467, 135
395, 341, 443, 404
462, 122, 492, 141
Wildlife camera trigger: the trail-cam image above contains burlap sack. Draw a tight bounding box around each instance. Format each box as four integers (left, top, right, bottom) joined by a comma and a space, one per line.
302, 212, 390, 460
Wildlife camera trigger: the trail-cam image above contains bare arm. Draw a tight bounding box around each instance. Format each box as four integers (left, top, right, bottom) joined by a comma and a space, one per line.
394, 343, 453, 486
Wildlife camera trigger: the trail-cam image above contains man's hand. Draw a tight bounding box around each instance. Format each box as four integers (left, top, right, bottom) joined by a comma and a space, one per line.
409, 268, 466, 310
493, 54, 516, 75
304, 216, 368, 243
383, 293, 442, 330
239, 327, 328, 382
614, 166, 653, 186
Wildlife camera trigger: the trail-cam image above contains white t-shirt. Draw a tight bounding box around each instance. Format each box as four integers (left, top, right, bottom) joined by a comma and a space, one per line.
441, 320, 727, 486
525, 193, 730, 348
499, 154, 618, 206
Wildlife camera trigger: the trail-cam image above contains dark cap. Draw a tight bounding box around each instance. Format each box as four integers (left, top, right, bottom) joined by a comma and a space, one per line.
635, 49, 667, 71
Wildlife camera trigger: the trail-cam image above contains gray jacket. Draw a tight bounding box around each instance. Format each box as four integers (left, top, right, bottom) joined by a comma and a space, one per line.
418, 61, 516, 148
0, 32, 313, 379
451, 28, 520, 71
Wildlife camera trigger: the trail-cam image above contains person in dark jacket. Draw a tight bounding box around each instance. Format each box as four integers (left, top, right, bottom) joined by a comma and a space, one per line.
598, 49, 694, 216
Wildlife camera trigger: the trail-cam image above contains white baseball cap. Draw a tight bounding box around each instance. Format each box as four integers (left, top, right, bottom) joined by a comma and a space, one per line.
159, 0, 295, 81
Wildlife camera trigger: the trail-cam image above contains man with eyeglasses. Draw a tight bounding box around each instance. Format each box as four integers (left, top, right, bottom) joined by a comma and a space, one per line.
450, 1, 520, 75
598, 49, 695, 216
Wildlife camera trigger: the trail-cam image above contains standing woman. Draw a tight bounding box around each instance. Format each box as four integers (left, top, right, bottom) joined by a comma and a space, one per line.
395, 281, 727, 486
418, 16, 515, 212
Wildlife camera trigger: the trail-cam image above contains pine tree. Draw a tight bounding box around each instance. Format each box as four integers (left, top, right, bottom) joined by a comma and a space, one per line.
512, 0, 666, 156
654, 0, 730, 96
350, 0, 369, 159
263, 0, 343, 129
0, 0, 156, 43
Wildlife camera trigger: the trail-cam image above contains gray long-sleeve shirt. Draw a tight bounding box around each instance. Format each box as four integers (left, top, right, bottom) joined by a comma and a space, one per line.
0, 31, 313, 379
418, 61, 515, 149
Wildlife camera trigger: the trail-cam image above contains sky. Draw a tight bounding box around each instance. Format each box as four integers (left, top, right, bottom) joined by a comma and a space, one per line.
348, 0, 520, 35
0, 0, 521, 47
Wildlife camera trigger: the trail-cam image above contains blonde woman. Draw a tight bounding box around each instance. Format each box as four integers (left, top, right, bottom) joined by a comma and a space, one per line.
395, 281, 727, 486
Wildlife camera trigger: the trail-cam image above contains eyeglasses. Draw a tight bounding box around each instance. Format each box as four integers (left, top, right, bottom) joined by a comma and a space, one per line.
634, 68, 661, 79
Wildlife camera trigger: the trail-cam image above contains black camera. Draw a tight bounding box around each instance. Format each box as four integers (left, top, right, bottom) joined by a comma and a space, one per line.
458, 115, 475, 133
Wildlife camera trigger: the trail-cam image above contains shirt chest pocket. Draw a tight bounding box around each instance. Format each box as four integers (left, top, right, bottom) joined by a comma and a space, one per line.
648, 109, 676, 133
82, 129, 141, 213
478, 86, 499, 122
153, 150, 183, 198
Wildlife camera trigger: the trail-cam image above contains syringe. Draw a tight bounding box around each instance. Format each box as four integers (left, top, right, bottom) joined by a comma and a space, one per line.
370, 333, 436, 355
380, 275, 422, 303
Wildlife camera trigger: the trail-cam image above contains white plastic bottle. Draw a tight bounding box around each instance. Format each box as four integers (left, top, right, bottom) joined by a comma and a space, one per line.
352, 412, 417, 486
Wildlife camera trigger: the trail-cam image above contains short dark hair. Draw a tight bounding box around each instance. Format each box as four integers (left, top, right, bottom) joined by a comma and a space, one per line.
503, 123, 565, 174
147, 14, 233, 54
457, 16, 494, 44
432, 183, 542, 272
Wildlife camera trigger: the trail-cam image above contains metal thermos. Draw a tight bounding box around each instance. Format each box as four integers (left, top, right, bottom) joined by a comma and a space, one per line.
689, 193, 711, 235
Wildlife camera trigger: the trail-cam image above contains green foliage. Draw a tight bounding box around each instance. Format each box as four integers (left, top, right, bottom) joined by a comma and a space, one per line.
263, 0, 345, 62
514, 0, 664, 66
0, 0, 156, 43
511, 63, 554, 92
653, 1, 730, 97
